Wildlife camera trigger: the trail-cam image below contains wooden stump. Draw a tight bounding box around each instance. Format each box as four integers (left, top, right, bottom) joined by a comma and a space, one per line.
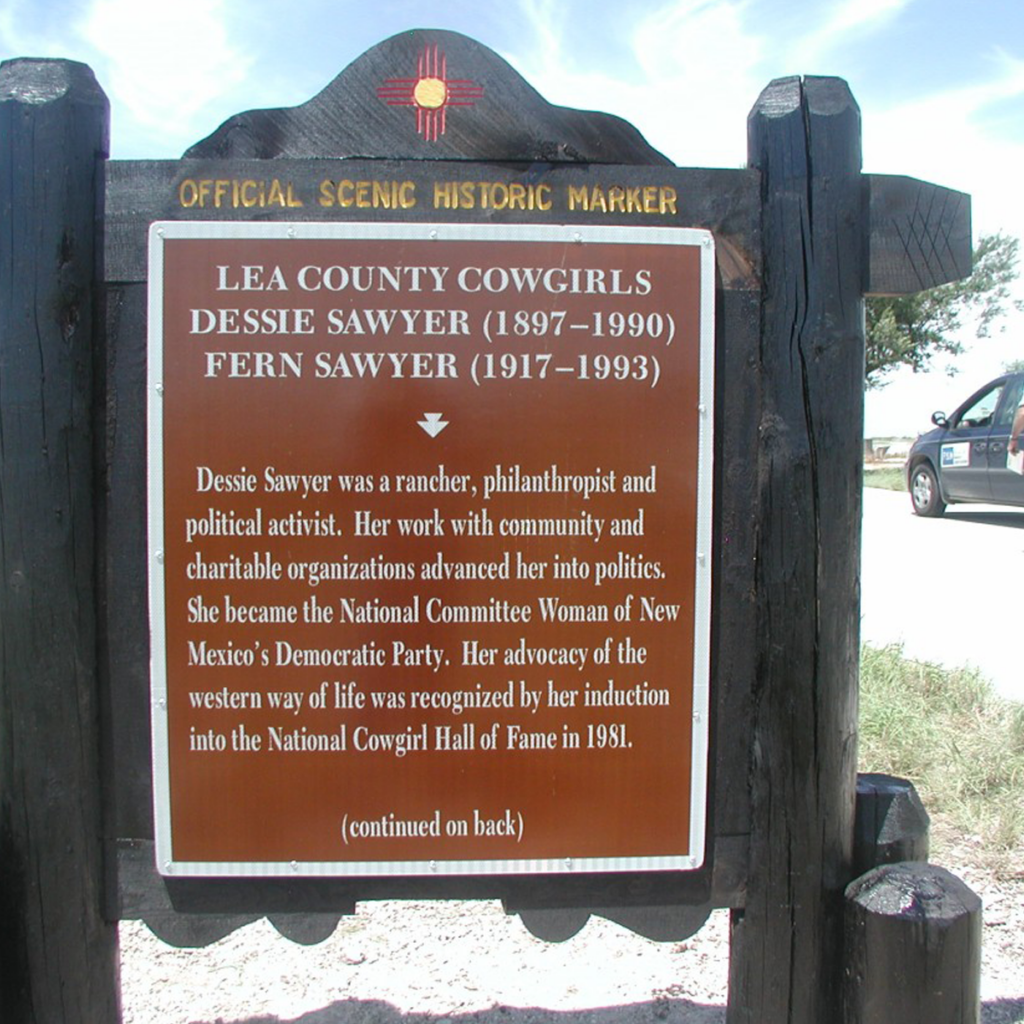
844, 863, 981, 1024
854, 773, 930, 876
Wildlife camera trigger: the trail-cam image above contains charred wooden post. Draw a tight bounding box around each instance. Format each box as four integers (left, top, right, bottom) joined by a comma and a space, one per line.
844, 863, 982, 1024
728, 76, 864, 1024
854, 773, 930, 876
0, 59, 120, 1023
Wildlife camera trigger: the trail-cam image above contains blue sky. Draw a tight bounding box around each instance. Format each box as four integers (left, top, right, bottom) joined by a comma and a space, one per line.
3, 0, 1023, 434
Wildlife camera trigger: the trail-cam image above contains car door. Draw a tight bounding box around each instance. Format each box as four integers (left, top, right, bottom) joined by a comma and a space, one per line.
988, 375, 1024, 505
939, 380, 1005, 502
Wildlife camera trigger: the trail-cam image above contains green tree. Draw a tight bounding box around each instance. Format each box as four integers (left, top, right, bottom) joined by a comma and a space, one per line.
865, 232, 1023, 387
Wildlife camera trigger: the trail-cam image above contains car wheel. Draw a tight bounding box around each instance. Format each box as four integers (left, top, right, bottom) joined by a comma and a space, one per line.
910, 462, 945, 517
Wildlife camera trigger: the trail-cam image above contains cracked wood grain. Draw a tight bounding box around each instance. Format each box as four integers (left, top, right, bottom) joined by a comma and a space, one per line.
728, 75, 863, 1024
0, 57, 119, 1024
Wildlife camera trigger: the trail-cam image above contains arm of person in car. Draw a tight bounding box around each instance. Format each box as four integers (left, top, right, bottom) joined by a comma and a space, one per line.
1009, 403, 1024, 454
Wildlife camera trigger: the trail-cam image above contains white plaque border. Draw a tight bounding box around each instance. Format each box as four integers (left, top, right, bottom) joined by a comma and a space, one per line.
148, 221, 715, 878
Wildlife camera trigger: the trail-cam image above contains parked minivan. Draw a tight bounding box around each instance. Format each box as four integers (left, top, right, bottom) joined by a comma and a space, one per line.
905, 372, 1024, 516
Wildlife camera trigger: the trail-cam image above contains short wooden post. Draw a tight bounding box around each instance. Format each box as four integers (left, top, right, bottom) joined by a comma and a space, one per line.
844, 863, 982, 1024
854, 773, 930, 876
0, 59, 120, 1022
729, 76, 864, 1024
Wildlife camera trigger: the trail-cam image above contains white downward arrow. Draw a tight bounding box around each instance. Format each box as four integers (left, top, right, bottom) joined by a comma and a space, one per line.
418, 412, 448, 438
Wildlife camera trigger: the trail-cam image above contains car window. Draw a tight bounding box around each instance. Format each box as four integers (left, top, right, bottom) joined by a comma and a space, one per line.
955, 384, 1003, 429
995, 378, 1024, 429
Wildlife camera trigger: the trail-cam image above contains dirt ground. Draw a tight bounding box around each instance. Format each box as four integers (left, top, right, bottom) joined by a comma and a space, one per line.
120, 846, 1023, 1024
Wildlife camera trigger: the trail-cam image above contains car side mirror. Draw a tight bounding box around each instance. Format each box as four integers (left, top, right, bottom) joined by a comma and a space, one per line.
931, 411, 948, 428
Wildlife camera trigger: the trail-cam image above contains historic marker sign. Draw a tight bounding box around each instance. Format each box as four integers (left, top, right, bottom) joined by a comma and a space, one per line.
148, 222, 714, 877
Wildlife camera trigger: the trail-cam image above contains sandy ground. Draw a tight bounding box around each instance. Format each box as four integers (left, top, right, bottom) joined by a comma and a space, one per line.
120, 849, 1023, 1024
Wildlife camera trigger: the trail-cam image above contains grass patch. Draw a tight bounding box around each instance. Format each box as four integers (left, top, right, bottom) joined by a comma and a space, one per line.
860, 643, 1024, 869
863, 466, 906, 491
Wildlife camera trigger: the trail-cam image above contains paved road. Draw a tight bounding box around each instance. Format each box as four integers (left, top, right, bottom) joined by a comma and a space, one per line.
860, 486, 1024, 703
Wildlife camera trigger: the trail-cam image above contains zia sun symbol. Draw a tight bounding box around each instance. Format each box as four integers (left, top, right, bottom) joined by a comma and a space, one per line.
376, 45, 484, 142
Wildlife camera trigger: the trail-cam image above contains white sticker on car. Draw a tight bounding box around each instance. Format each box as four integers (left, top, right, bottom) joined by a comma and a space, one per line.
941, 443, 970, 468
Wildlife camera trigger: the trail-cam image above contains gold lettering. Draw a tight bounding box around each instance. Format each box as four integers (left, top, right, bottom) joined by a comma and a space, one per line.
433, 181, 453, 208
267, 179, 286, 207
432, 180, 552, 212
319, 178, 417, 210
564, 183, 677, 215
179, 175, 592, 213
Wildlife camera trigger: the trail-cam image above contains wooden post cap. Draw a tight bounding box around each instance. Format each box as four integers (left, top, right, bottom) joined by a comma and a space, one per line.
854, 773, 930, 875
0, 56, 107, 109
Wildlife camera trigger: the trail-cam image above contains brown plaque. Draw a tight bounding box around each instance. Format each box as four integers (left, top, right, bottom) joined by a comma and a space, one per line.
148, 222, 714, 876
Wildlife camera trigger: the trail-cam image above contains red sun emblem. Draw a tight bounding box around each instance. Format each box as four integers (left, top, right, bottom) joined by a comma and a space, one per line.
377, 45, 484, 142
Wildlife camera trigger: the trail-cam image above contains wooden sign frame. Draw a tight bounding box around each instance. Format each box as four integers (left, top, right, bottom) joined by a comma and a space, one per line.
0, 29, 973, 1023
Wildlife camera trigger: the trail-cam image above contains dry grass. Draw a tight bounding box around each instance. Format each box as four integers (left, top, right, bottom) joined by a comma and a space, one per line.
860, 643, 1024, 874
863, 465, 906, 491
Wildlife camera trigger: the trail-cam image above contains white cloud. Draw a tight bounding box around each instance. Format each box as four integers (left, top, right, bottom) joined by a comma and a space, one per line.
75, 0, 253, 153
516, 0, 571, 71
864, 49, 1024, 237
0, 6, 27, 55
506, 0, 763, 165
787, 0, 910, 70
628, 0, 764, 163
0, 0, 78, 62
863, 51, 1024, 433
